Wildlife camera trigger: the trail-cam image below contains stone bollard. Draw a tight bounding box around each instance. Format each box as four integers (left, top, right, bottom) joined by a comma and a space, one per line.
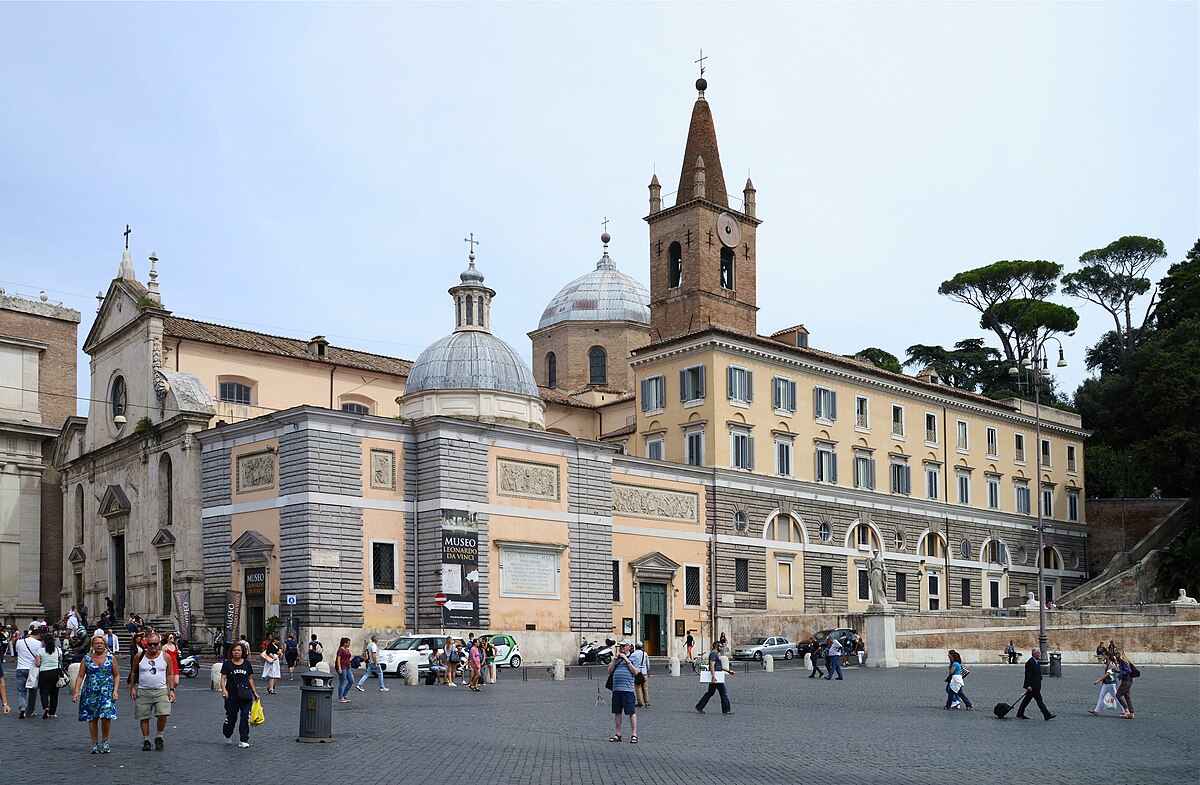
763, 654, 774, 672
210, 662, 223, 691
803, 653, 812, 671
404, 663, 419, 686
552, 659, 565, 681
668, 656, 680, 677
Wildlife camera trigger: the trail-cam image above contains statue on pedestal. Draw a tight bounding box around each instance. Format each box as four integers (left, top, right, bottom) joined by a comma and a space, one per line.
866, 549, 891, 611
1171, 588, 1199, 606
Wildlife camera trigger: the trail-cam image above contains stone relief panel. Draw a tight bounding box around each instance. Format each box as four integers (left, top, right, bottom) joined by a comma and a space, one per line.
235, 450, 275, 494
612, 483, 699, 524
370, 449, 396, 490
496, 457, 560, 501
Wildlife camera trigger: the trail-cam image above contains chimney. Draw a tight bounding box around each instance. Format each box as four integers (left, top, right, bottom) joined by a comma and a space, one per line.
307, 335, 329, 358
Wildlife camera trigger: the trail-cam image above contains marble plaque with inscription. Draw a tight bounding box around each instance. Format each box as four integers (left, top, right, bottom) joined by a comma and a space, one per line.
500, 548, 559, 597
612, 482, 699, 523
311, 549, 340, 568
496, 457, 559, 501
236, 450, 275, 494
370, 449, 396, 490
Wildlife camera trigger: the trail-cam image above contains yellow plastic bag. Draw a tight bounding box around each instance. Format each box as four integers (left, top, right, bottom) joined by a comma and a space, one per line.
249, 699, 265, 726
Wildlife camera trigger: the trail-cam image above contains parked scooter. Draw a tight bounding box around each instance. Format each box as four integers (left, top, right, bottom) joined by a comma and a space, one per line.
579, 637, 616, 665
178, 654, 200, 678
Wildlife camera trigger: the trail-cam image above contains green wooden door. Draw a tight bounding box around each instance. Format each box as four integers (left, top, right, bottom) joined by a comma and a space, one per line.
639, 583, 668, 655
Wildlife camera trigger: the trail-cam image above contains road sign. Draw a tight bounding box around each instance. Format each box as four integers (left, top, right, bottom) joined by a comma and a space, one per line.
286, 595, 297, 605
444, 600, 473, 611
434, 592, 448, 607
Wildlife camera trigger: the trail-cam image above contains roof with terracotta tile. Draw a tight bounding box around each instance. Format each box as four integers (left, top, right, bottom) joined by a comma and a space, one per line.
163, 316, 412, 377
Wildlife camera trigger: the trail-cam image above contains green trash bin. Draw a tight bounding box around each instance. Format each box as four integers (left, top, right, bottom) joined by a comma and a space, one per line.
1048, 651, 1062, 678
298, 673, 335, 743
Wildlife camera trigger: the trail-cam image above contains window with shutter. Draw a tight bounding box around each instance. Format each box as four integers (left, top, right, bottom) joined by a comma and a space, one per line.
820, 566, 833, 597
735, 559, 749, 592
685, 565, 701, 606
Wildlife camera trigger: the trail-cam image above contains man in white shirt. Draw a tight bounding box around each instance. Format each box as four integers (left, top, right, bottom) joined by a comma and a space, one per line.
356, 635, 388, 692
824, 637, 845, 681
14, 627, 45, 718
130, 634, 177, 751
66, 608, 80, 634
94, 628, 120, 653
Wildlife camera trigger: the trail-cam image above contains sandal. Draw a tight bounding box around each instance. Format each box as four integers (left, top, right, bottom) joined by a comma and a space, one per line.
630, 735, 638, 744
608, 734, 622, 742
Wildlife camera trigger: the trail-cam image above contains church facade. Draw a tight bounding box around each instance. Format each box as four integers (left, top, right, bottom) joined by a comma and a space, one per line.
57, 76, 1088, 661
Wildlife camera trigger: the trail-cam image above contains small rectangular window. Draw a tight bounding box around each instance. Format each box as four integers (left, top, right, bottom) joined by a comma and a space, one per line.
775, 438, 793, 477
987, 476, 1000, 509
956, 472, 970, 505
960, 578, 972, 607
680, 365, 706, 403
218, 381, 252, 405
925, 413, 938, 444
815, 443, 838, 484
895, 572, 907, 603
371, 542, 396, 592
1067, 444, 1077, 473
1042, 487, 1054, 518
1015, 483, 1031, 515
853, 453, 875, 490
640, 375, 665, 412
730, 430, 754, 470
891, 404, 905, 437
727, 366, 753, 403
855, 396, 869, 429
612, 560, 621, 602
820, 565, 833, 597
1040, 438, 1052, 468
776, 561, 793, 598
986, 426, 998, 458
1068, 491, 1080, 522
686, 429, 705, 466
1014, 433, 1026, 463
857, 568, 870, 602
890, 461, 911, 495
685, 565, 701, 606
925, 464, 940, 500
956, 420, 968, 451
773, 377, 797, 413
735, 558, 749, 593
646, 437, 664, 461
814, 387, 838, 421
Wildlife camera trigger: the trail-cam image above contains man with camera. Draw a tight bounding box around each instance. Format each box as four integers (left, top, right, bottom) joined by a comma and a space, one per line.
607, 639, 641, 744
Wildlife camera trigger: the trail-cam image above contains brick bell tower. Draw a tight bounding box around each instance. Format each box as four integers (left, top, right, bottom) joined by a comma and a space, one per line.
645, 75, 761, 342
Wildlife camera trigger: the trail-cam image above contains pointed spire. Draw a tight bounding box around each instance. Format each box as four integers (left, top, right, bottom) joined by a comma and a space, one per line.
146, 251, 161, 302
675, 77, 728, 207
743, 177, 756, 218
648, 173, 662, 214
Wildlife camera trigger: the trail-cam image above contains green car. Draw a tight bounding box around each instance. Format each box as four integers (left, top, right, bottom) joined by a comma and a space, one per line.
481, 634, 522, 668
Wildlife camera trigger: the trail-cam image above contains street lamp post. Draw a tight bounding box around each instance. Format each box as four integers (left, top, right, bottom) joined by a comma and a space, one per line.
1009, 338, 1067, 671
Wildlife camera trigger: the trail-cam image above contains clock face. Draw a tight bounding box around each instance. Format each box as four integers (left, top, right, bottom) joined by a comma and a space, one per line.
717, 212, 741, 248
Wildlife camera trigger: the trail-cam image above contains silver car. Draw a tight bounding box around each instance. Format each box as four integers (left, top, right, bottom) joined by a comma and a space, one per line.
732, 636, 796, 661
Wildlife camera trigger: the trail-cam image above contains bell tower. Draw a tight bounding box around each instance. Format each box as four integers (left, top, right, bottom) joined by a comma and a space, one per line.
645, 76, 761, 342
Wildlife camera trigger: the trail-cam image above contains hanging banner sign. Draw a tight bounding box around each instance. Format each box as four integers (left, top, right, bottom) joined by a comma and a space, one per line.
173, 588, 192, 642
440, 509, 480, 628
224, 590, 242, 646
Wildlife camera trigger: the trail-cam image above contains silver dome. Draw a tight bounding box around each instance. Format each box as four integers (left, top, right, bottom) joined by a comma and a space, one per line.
538, 252, 650, 329
405, 330, 538, 397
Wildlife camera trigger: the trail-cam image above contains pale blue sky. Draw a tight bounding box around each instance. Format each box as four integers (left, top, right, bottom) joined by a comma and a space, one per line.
1, 2, 1195, 415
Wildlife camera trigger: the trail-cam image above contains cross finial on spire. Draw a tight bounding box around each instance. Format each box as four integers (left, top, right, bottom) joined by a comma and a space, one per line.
695, 48, 707, 76
124, 224, 131, 250
464, 232, 480, 260
602, 217, 609, 233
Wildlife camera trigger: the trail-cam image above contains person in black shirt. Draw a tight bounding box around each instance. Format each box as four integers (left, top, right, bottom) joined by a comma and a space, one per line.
219, 643, 260, 747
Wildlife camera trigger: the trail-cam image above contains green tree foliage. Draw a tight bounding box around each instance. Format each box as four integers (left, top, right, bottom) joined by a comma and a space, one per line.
1154, 506, 1200, 601
938, 260, 1071, 363
903, 339, 1001, 392
850, 347, 903, 374
1062, 235, 1167, 367
1075, 239, 1200, 497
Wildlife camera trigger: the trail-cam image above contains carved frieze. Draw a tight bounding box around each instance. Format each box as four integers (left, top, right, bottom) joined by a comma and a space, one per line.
370, 449, 396, 490
496, 457, 560, 501
612, 483, 699, 524
236, 450, 275, 494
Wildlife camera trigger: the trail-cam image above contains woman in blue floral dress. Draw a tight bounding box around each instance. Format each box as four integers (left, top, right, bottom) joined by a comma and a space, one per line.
72, 634, 120, 754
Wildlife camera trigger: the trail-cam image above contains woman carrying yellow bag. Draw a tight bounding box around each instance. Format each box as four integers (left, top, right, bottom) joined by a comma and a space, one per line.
219, 643, 260, 748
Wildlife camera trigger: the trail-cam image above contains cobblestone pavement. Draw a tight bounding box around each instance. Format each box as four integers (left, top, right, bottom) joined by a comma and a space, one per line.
2, 662, 1196, 784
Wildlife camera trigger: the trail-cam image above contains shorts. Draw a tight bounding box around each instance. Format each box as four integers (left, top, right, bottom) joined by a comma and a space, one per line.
135, 687, 171, 720
611, 690, 636, 716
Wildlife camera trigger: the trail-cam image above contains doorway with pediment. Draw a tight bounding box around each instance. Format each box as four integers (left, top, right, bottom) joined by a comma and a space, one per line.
630, 551, 680, 657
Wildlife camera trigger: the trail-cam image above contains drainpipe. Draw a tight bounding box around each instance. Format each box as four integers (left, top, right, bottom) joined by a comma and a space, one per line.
329, 365, 336, 409
709, 466, 718, 648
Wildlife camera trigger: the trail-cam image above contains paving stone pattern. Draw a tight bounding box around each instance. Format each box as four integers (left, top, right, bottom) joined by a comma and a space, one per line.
2, 663, 1196, 783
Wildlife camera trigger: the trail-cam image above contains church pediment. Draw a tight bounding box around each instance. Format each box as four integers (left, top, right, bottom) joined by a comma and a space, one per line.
630, 551, 681, 581
83, 278, 149, 354
68, 546, 87, 564
150, 527, 176, 548
231, 530, 275, 563
98, 485, 131, 518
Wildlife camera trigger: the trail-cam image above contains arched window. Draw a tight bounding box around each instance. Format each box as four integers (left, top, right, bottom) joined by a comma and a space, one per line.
588, 346, 607, 385
159, 454, 173, 528
478, 296, 485, 329
546, 353, 557, 389
668, 242, 683, 288
218, 379, 254, 405
920, 532, 946, 559
849, 522, 880, 551
74, 485, 84, 545
466, 295, 474, 326
1040, 546, 1062, 570
456, 296, 463, 327
765, 513, 803, 543
720, 247, 735, 290
341, 402, 370, 415
110, 375, 127, 420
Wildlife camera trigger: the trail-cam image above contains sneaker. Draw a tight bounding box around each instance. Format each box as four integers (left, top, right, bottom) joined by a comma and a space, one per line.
155, 737, 165, 751
447, 682, 456, 687
17, 709, 24, 719
694, 707, 704, 713
225, 736, 233, 745
354, 684, 365, 692
1088, 709, 1099, 716
90, 743, 100, 754
143, 739, 153, 752
1044, 714, 1056, 721
238, 741, 250, 748
100, 741, 111, 754
379, 687, 390, 692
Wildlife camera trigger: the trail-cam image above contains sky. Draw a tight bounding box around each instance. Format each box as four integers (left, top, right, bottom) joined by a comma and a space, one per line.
1, 2, 1196, 417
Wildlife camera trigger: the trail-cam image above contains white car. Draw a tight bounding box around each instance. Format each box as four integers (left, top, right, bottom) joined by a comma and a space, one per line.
377, 635, 440, 677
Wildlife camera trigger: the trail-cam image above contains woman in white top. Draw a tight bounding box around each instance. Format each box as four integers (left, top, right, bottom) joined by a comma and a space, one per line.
36, 634, 64, 718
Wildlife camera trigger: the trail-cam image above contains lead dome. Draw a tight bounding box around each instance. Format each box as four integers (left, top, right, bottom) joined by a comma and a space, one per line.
405, 331, 537, 396
538, 239, 649, 330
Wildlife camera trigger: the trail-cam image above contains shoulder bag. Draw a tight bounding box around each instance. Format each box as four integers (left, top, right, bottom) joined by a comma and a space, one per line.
24, 640, 40, 689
